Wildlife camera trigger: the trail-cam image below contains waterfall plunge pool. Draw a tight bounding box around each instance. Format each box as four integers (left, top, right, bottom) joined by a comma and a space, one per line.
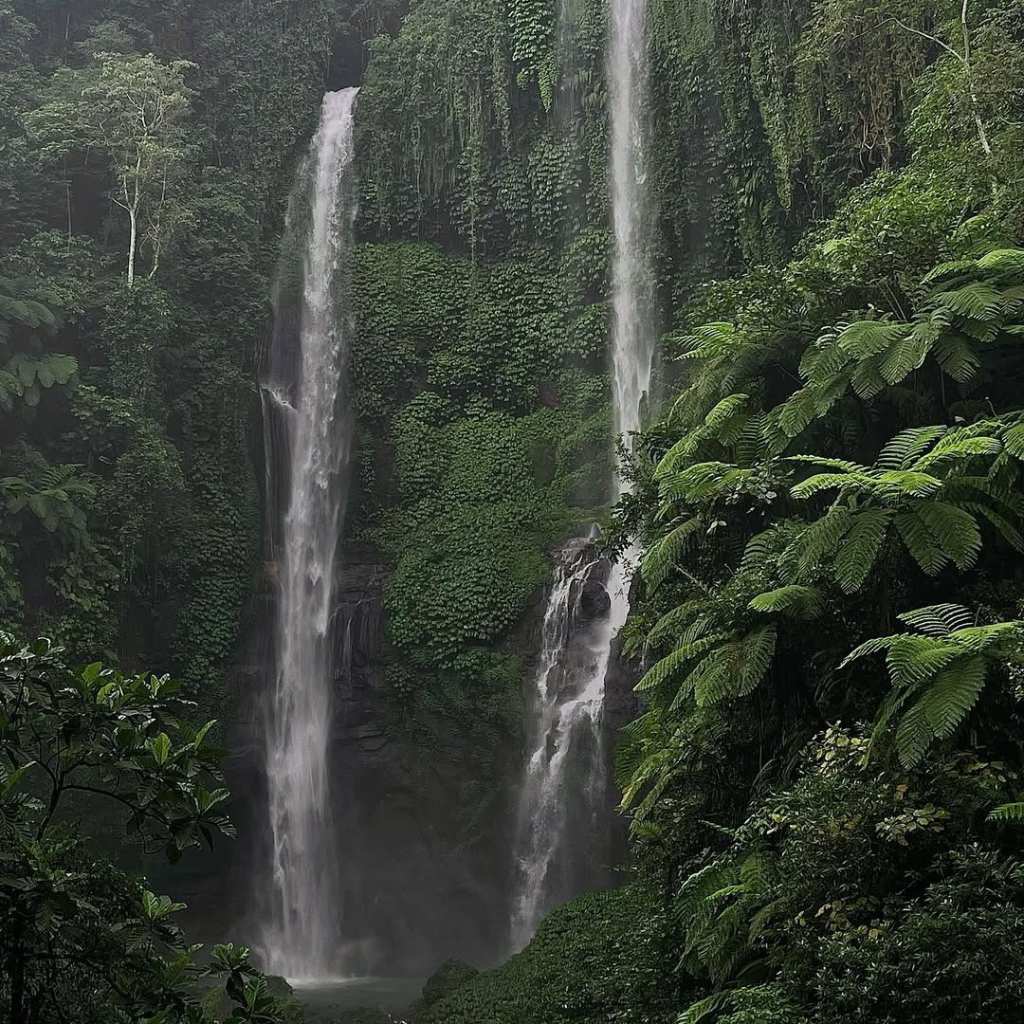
288, 977, 427, 1022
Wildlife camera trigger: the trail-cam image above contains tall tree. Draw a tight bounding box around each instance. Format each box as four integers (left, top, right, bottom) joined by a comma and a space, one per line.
80, 53, 194, 287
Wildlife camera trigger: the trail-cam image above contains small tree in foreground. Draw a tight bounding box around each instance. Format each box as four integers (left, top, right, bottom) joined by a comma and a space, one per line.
0, 635, 293, 1024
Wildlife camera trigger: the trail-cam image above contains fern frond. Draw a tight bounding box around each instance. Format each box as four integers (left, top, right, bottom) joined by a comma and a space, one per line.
988, 802, 1024, 824
786, 454, 869, 473
634, 634, 729, 694
874, 470, 943, 498
659, 462, 734, 504
886, 635, 962, 686
646, 600, 707, 650
932, 333, 980, 383
879, 318, 937, 385
837, 319, 911, 358
677, 991, 733, 1024
911, 434, 1002, 473
876, 426, 948, 470
922, 257, 979, 282
850, 357, 888, 399
914, 501, 982, 570
737, 533, 771, 575
898, 604, 973, 636
642, 517, 703, 591
835, 509, 891, 592
895, 699, 933, 769
748, 585, 823, 618
798, 506, 853, 572
946, 621, 1024, 654
839, 633, 902, 669
919, 655, 987, 741
1002, 424, 1024, 459
777, 386, 820, 439
933, 281, 1008, 320
801, 328, 850, 383
895, 511, 949, 575
655, 433, 703, 480
975, 247, 1024, 273
790, 472, 867, 499
696, 627, 777, 706
963, 502, 1024, 553
705, 392, 751, 433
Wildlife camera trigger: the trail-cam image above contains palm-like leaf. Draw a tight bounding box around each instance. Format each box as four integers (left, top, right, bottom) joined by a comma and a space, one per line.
844, 607, 1023, 766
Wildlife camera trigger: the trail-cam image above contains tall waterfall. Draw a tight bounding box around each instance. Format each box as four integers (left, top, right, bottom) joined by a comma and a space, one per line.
602, 0, 656, 672
260, 87, 360, 981
509, 0, 654, 949
608, 0, 655, 478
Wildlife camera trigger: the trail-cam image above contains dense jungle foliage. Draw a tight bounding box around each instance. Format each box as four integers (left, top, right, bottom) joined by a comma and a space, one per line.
3, 0, 1024, 1021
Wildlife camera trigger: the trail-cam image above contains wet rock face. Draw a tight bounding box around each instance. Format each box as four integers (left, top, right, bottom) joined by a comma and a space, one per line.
578, 575, 612, 620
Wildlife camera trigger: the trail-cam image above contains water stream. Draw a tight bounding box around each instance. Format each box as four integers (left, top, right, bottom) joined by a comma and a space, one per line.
260, 87, 360, 981
509, 0, 654, 949
509, 540, 613, 949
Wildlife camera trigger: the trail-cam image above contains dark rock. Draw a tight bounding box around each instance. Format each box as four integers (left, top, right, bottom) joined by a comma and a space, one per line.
578, 577, 611, 620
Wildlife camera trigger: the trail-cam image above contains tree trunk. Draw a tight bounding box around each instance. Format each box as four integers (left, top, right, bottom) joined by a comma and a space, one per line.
127, 205, 137, 289
961, 1, 993, 158
8, 948, 27, 1024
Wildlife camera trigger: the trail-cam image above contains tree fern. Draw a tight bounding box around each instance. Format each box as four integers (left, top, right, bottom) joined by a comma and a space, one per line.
787, 421, 1020, 587
988, 802, 1024, 824
842, 606, 1023, 766
837, 319, 911, 359
645, 600, 707, 651
642, 516, 703, 591
898, 603, 974, 635
748, 585, 823, 618
634, 633, 729, 694
834, 509, 891, 592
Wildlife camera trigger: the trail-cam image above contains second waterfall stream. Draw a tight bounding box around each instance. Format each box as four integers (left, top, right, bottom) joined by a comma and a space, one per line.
260, 87, 360, 982
510, 0, 655, 949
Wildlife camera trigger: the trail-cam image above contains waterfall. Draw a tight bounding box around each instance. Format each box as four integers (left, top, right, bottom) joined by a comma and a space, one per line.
260, 87, 360, 982
509, 540, 613, 950
509, 0, 654, 949
601, 0, 656, 703
608, 0, 655, 479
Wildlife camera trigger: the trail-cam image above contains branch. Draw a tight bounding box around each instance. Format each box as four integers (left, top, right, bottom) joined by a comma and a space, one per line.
886, 17, 964, 64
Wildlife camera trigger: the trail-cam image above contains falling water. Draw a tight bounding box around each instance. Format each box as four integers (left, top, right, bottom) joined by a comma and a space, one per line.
509, 0, 654, 949
608, 0, 655, 474
601, 0, 656, 697
260, 87, 360, 981
510, 540, 613, 949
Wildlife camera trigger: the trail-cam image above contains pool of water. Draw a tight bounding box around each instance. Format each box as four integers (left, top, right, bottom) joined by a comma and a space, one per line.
288, 977, 426, 1022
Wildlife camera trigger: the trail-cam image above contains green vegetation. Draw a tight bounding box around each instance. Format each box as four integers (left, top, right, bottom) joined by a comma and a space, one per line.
419, 887, 677, 1024
0, 0, 339, 692
602, 3, 1024, 1020
3, 0, 1024, 1021
0, 634, 298, 1023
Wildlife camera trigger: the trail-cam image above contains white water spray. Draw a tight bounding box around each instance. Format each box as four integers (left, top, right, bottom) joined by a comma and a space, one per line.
261, 88, 360, 981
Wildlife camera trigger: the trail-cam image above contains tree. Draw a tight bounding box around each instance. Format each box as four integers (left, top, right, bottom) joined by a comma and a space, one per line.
80, 53, 194, 288
0, 635, 293, 1024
